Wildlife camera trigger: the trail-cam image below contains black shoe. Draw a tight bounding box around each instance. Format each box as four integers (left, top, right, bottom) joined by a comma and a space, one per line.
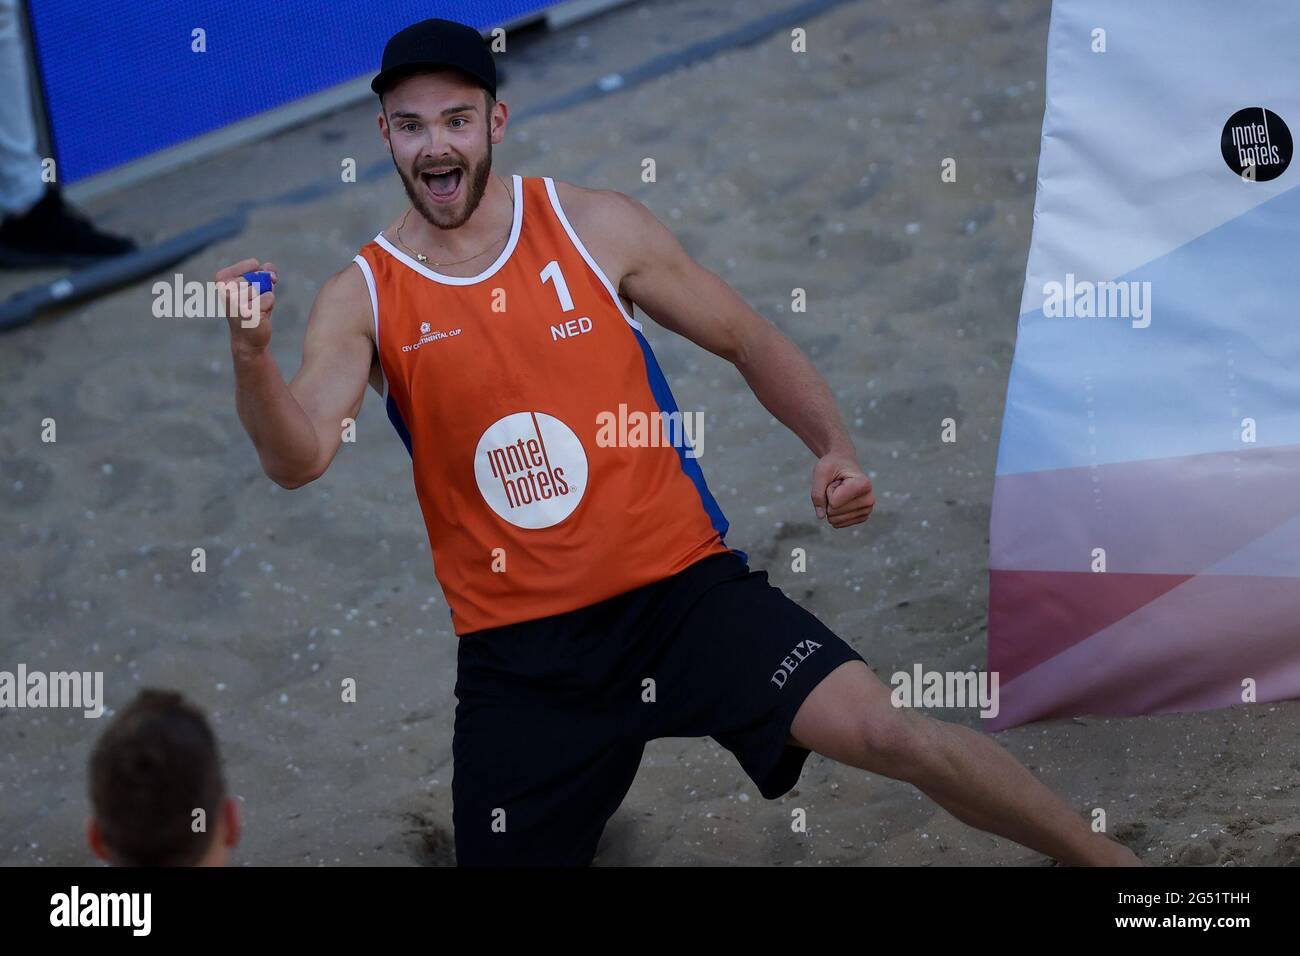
0, 187, 138, 268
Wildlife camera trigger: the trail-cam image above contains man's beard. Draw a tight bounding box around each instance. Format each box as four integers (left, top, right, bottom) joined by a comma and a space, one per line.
397, 141, 493, 231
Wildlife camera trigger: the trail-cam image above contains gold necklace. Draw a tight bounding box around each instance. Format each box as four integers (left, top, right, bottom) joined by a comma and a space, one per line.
395, 174, 512, 268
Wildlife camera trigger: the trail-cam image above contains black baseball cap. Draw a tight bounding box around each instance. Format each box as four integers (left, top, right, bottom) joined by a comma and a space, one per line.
371, 18, 497, 99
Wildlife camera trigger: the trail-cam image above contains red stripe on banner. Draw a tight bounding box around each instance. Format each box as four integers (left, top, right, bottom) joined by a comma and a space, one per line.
988, 569, 1194, 683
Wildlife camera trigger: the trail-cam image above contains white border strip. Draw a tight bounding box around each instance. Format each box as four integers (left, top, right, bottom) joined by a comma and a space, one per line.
67, 75, 377, 205
546, 0, 639, 29
352, 253, 386, 400
542, 176, 642, 331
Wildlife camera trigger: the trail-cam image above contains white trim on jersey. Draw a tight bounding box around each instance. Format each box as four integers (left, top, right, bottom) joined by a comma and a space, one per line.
352, 254, 386, 401
542, 176, 643, 332
373, 173, 524, 287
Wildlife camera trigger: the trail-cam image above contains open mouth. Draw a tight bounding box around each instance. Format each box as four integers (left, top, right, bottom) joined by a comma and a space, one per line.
420, 166, 464, 204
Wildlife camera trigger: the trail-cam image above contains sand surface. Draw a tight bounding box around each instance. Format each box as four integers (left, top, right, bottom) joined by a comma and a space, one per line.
3, 0, 1298, 866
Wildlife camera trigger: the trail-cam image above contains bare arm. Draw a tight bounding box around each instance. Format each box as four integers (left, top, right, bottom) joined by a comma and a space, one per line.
610, 193, 875, 527
616, 196, 853, 459
219, 258, 375, 489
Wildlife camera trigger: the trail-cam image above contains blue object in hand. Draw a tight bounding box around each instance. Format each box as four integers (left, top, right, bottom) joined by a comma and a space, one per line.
241, 271, 275, 295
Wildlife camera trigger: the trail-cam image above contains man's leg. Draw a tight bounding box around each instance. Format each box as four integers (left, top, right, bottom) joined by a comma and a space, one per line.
788, 661, 1142, 866
0, 0, 45, 217
452, 604, 655, 866
0, 0, 136, 266
451, 723, 646, 866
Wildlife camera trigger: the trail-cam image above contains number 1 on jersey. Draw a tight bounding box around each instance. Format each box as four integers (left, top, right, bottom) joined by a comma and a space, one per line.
540, 259, 575, 313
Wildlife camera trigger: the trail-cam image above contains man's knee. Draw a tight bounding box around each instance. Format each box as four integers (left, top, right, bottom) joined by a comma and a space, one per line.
855, 701, 931, 780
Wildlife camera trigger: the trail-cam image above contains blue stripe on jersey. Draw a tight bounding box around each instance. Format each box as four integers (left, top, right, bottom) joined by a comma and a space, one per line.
386, 393, 413, 457
629, 326, 746, 562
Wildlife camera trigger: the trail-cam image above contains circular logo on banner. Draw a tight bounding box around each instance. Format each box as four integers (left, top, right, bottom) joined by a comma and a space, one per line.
474, 412, 587, 529
1221, 107, 1292, 181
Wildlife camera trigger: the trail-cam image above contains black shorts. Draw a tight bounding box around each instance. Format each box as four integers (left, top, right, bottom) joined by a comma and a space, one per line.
450, 550, 868, 866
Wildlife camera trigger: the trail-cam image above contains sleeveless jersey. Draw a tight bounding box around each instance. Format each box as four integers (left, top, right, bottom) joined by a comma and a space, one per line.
353, 174, 741, 635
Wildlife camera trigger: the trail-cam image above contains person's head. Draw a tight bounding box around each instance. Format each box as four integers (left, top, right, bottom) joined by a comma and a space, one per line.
373, 19, 506, 231
87, 689, 239, 867
378, 70, 504, 231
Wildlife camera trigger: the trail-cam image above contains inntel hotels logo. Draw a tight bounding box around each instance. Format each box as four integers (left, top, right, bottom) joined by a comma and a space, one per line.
1041, 273, 1152, 328
1220, 107, 1293, 182
474, 411, 588, 529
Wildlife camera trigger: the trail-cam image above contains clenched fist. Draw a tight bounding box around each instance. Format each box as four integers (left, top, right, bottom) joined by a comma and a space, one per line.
215, 258, 278, 354
811, 453, 875, 528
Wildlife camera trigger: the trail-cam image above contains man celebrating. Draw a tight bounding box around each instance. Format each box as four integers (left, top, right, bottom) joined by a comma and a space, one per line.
218, 18, 1139, 866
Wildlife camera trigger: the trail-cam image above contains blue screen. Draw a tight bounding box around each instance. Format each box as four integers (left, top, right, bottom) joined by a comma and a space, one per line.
27, 1, 552, 182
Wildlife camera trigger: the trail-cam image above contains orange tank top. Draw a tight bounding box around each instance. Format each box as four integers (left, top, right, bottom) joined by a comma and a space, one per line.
353, 174, 741, 635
